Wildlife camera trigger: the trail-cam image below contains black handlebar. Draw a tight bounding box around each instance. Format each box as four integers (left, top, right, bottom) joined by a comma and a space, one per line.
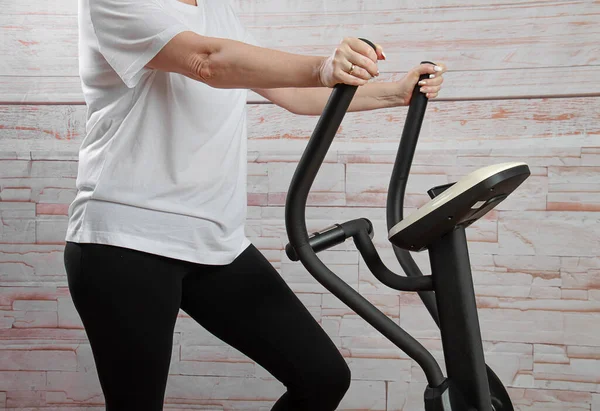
386, 61, 442, 325
387, 61, 433, 227
284, 40, 444, 387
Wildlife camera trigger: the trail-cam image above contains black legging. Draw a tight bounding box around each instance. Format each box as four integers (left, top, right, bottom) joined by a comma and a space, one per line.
64, 242, 350, 410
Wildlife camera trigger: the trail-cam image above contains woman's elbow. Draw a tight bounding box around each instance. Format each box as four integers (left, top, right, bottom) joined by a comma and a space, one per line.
187, 52, 217, 85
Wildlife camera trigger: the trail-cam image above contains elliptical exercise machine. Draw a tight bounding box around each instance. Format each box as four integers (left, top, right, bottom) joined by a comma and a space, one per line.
284, 39, 530, 411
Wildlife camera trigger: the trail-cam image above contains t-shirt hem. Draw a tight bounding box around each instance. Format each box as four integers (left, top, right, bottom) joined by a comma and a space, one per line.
65, 229, 252, 266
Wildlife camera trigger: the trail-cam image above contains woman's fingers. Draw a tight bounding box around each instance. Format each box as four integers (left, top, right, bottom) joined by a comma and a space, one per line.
336, 70, 370, 87
419, 74, 444, 86
419, 80, 443, 98
340, 39, 380, 79
414, 62, 446, 99
320, 37, 386, 87
375, 43, 386, 61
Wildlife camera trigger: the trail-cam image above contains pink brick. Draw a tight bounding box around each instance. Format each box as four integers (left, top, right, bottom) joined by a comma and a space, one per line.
0, 248, 66, 281
0, 328, 87, 342
498, 212, 600, 257
562, 289, 589, 300
0, 188, 32, 201
164, 375, 283, 401
582, 147, 600, 166
530, 286, 562, 299
13, 310, 58, 328
534, 344, 569, 364
0, 371, 45, 390
549, 167, 600, 192
0, 287, 63, 307
534, 357, 600, 385
346, 357, 411, 382
247, 192, 268, 206
37, 187, 77, 203
333, 335, 408, 360
36, 203, 69, 215
0, 317, 14, 328
29, 161, 78, 178
562, 269, 600, 290
13, 300, 57, 311
0, 161, 31, 178
565, 313, 600, 345
548, 193, 600, 211
0, 349, 76, 371
6, 390, 45, 408
0, 202, 35, 218
30, 151, 80, 161
35, 217, 68, 244
0, 218, 35, 243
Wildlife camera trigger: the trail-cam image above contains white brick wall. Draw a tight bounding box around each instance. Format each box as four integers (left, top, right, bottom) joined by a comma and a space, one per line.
1, 0, 599, 409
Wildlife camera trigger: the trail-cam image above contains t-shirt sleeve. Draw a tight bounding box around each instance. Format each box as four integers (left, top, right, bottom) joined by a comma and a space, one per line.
89, 0, 191, 88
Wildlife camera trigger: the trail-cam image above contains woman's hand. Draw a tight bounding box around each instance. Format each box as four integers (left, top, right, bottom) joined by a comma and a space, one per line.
395, 63, 447, 105
319, 38, 385, 88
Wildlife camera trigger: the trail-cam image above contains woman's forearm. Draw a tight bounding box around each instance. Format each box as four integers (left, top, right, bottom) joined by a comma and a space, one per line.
285, 81, 403, 116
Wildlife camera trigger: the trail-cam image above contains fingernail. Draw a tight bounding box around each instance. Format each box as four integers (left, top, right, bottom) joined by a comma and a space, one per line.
434, 65, 443, 72
418, 80, 427, 86
429, 74, 435, 79
420, 87, 425, 92
382, 51, 387, 60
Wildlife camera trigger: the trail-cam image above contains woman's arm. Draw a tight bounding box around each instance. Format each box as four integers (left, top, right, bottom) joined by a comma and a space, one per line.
253, 63, 446, 115
147, 32, 382, 90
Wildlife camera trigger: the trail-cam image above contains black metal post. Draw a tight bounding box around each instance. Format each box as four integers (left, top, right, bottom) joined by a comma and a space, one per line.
428, 227, 492, 411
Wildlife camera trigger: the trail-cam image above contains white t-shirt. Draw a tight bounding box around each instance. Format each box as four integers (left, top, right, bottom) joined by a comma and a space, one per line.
67, 0, 260, 265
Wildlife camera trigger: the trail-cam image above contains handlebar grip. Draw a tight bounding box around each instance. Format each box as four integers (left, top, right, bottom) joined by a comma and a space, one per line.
414, 60, 436, 103
358, 38, 377, 51
286, 225, 346, 262
285, 219, 375, 262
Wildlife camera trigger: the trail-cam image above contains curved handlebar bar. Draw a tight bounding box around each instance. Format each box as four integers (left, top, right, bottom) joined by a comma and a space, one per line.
284, 40, 444, 387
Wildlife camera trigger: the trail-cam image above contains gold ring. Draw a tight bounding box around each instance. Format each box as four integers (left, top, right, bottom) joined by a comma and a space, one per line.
348, 63, 355, 75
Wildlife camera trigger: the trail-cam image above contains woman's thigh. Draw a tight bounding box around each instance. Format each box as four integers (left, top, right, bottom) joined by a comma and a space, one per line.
64, 242, 188, 411
180, 245, 350, 404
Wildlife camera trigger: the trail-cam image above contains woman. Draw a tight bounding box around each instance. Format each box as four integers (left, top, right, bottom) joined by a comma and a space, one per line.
64, 0, 446, 409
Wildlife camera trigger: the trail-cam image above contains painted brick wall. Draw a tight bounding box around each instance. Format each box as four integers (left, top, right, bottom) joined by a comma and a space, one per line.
1, 0, 599, 409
